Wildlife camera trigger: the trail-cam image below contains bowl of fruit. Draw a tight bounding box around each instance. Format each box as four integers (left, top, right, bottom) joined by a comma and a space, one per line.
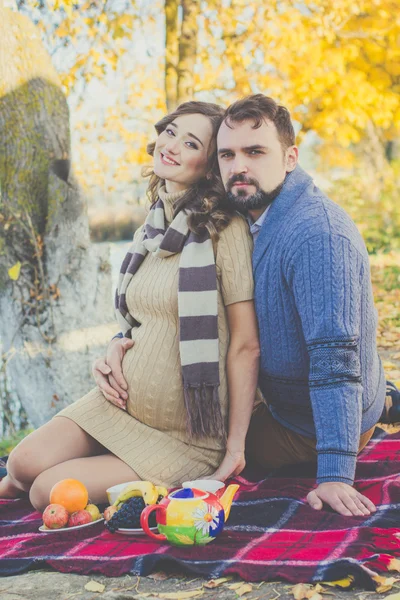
40, 478, 103, 532
104, 481, 168, 535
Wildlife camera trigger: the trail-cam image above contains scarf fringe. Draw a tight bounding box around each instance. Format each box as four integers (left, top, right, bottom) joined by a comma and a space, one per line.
183, 384, 226, 441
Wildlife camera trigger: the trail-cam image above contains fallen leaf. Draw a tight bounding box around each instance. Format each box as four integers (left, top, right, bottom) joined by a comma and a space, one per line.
147, 571, 170, 581
389, 558, 400, 572
203, 577, 232, 588
372, 575, 398, 593
381, 593, 400, 600
84, 580, 105, 593
291, 583, 324, 600
8, 261, 21, 281
157, 592, 203, 599
292, 583, 310, 599
322, 576, 354, 588
229, 583, 244, 590
236, 583, 253, 596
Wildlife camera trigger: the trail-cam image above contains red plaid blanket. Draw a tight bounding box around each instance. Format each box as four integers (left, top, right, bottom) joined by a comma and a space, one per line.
1, 428, 400, 585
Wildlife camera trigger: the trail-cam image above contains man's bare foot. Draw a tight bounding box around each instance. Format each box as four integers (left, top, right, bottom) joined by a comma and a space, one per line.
0, 474, 27, 499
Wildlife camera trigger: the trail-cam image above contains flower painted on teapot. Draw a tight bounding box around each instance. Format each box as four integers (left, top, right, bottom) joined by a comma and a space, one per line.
193, 503, 220, 537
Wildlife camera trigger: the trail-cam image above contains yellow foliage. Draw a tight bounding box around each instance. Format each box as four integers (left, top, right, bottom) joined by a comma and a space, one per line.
14, 0, 400, 207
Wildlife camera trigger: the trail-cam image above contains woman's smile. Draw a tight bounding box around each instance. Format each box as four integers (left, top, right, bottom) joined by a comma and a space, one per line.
160, 152, 180, 166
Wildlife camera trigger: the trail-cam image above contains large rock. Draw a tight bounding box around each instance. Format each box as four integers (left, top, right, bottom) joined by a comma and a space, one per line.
0, 4, 116, 427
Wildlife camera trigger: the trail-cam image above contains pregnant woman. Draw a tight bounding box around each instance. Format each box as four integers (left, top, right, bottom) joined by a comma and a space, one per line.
0, 101, 260, 511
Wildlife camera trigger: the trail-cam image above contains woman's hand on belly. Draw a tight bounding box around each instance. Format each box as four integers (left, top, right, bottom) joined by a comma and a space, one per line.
92, 337, 134, 410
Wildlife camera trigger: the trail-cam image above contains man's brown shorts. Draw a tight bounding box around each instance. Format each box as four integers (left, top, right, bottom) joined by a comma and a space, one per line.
245, 401, 375, 469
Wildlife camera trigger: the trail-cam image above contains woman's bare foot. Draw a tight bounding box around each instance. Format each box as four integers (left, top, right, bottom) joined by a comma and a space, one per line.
0, 474, 27, 499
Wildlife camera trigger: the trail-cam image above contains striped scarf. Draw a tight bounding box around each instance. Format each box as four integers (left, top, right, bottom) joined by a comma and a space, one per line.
115, 193, 224, 439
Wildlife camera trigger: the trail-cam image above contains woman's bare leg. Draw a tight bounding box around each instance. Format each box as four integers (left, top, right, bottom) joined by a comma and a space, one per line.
0, 416, 107, 499
29, 454, 140, 511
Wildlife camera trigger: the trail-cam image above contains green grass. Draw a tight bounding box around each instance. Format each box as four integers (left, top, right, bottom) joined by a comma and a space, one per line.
0, 428, 32, 456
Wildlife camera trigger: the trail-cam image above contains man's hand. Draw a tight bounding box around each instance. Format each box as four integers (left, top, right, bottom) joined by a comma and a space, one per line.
206, 448, 246, 482
307, 482, 376, 517
92, 337, 134, 410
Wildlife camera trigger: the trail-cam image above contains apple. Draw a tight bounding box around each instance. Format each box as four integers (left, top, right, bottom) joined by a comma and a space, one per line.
104, 505, 118, 522
42, 504, 69, 529
85, 503, 101, 521
67, 509, 92, 528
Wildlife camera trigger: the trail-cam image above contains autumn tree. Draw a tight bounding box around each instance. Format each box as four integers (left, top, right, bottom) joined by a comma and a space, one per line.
0, 1, 116, 427
13, 0, 400, 251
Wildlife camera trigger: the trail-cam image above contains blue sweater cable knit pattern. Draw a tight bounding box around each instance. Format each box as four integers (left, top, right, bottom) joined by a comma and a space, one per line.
253, 165, 386, 485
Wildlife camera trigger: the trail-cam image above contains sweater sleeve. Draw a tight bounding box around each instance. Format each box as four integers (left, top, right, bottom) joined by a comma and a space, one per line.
289, 232, 364, 484
215, 215, 254, 306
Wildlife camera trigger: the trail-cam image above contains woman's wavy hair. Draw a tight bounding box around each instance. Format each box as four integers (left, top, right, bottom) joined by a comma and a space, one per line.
142, 101, 234, 242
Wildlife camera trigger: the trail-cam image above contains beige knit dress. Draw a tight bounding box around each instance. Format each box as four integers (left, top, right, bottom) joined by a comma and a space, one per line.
57, 187, 254, 487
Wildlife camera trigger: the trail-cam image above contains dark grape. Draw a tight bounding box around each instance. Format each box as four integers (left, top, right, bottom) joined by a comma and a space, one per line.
105, 496, 161, 532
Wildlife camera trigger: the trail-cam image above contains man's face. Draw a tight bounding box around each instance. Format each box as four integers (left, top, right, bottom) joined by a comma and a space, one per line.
217, 118, 298, 215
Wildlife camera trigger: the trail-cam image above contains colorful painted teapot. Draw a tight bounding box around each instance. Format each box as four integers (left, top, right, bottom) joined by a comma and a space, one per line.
140, 484, 239, 546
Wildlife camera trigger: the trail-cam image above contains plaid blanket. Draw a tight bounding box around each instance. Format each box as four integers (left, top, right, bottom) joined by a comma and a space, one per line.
1, 428, 400, 585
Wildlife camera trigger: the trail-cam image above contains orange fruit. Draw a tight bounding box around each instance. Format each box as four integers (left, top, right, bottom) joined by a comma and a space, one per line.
49, 479, 89, 513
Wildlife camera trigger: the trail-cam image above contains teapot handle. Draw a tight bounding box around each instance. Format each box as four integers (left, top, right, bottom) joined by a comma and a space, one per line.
140, 505, 167, 541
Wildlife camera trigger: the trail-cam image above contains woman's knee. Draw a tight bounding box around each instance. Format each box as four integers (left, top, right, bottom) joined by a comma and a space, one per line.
7, 442, 38, 487
29, 472, 52, 512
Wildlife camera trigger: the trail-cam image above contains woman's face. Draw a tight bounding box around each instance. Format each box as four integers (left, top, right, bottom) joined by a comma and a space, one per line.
153, 113, 214, 193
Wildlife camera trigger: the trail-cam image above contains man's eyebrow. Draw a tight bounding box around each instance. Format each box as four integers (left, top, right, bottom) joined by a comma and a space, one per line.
244, 145, 267, 151
218, 144, 267, 154
218, 147, 233, 154
169, 121, 204, 147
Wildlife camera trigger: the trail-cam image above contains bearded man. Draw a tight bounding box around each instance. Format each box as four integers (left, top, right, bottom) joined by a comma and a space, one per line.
216, 93, 389, 517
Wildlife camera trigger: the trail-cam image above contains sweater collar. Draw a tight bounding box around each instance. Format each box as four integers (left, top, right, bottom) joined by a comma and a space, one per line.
252, 165, 313, 273
158, 184, 188, 223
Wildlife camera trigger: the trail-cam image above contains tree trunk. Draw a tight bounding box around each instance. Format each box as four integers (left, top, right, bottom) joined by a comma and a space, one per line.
177, 0, 200, 104
0, 5, 116, 428
165, 0, 179, 111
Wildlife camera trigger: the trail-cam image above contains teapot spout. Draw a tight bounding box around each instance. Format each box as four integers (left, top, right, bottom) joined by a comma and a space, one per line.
219, 484, 239, 521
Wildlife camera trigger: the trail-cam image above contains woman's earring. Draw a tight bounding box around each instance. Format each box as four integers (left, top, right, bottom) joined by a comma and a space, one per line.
206, 173, 212, 180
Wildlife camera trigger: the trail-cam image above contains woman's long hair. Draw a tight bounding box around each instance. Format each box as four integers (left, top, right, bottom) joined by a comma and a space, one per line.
143, 101, 234, 243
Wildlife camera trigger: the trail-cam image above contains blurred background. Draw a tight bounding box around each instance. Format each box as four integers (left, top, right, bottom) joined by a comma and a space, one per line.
0, 0, 399, 447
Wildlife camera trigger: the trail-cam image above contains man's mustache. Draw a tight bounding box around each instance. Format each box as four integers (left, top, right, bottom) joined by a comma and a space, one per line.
227, 174, 260, 191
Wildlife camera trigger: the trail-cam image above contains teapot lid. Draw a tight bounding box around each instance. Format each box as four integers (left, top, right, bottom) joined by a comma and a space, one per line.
170, 488, 207, 499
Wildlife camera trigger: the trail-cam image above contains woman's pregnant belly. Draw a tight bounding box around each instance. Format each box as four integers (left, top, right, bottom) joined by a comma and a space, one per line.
120, 321, 186, 432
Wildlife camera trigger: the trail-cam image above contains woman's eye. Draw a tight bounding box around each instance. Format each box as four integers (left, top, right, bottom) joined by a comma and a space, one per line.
186, 141, 198, 149
166, 128, 175, 136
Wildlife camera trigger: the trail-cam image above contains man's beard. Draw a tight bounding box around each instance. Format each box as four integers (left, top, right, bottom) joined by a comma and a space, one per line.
226, 174, 284, 214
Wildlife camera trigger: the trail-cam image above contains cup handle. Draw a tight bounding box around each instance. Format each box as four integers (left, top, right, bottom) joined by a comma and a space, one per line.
140, 505, 167, 541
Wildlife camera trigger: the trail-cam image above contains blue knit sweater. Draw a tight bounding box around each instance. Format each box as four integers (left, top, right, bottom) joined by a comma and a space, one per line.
253, 166, 385, 485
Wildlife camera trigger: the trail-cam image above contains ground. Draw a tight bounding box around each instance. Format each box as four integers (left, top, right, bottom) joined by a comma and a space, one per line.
3, 569, 400, 600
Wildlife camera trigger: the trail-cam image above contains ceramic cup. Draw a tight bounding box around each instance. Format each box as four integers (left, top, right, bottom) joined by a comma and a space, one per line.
181, 479, 225, 495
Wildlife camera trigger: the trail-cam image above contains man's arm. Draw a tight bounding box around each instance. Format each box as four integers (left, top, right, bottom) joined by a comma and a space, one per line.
289, 232, 376, 516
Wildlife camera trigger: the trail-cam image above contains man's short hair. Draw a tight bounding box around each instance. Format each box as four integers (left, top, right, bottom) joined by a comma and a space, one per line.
223, 94, 296, 151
